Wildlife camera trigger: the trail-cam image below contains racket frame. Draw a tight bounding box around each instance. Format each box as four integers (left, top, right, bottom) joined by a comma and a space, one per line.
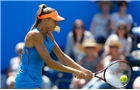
94, 60, 133, 88
94, 68, 107, 82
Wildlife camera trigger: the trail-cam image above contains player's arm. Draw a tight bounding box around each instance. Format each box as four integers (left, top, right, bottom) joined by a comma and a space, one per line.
30, 31, 81, 75
47, 31, 92, 79
53, 41, 87, 71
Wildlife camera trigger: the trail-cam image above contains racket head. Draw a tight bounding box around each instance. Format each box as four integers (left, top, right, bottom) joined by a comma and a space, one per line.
103, 60, 133, 88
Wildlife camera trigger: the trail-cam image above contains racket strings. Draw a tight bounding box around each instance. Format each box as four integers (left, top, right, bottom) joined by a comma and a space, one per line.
104, 62, 132, 88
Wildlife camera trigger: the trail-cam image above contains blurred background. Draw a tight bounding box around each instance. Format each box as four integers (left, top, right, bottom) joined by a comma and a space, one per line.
1, 0, 140, 89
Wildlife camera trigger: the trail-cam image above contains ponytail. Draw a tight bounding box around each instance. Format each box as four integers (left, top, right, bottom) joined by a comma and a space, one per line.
37, 4, 47, 16
30, 4, 47, 30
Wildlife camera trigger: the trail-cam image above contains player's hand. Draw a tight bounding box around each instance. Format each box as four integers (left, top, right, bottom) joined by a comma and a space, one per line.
82, 69, 93, 79
73, 70, 86, 79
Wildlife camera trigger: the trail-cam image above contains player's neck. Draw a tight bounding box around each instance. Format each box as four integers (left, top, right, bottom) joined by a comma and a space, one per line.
37, 25, 48, 38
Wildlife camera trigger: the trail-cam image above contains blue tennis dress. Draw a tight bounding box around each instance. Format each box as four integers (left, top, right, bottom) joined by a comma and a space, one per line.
14, 27, 54, 89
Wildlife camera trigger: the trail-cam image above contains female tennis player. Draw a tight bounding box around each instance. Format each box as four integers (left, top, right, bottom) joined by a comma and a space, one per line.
14, 4, 93, 89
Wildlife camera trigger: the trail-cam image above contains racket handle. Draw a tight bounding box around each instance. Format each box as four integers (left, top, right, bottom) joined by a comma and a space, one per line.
75, 73, 95, 79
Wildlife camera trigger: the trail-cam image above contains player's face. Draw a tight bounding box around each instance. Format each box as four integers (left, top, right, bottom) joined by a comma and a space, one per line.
45, 18, 58, 31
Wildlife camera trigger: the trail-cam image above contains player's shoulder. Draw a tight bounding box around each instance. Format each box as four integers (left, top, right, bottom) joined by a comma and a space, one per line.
25, 30, 44, 44
28, 30, 43, 39
29, 29, 41, 36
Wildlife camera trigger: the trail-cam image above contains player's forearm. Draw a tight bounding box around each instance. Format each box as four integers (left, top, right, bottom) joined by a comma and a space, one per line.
60, 53, 86, 71
47, 59, 77, 74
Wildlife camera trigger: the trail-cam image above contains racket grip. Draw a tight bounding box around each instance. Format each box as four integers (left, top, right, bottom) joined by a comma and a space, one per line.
75, 73, 95, 79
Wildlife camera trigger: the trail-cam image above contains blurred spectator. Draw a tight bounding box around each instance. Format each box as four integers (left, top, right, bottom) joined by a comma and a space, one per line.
101, 40, 125, 68
82, 40, 126, 89
6, 42, 24, 89
103, 21, 132, 57
42, 75, 52, 89
133, 76, 140, 89
64, 19, 93, 60
77, 39, 102, 72
42, 66, 52, 89
90, 1, 113, 44
110, 1, 133, 33
132, 26, 140, 50
1, 74, 7, 89
70, 38, 102, 89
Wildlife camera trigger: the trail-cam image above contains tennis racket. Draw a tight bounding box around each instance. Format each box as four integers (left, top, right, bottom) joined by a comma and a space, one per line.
76, 60, 132, 88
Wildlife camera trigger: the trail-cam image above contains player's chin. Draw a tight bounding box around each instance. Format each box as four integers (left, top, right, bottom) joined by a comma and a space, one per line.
49, 29, 54, 32
49, 27, 55, 31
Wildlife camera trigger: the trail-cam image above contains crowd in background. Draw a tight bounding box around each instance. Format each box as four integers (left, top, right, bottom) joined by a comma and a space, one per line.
1, 1, 140, 89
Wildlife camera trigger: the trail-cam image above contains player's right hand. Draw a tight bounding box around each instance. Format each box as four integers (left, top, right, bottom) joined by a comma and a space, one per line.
73, 70, 86, 79
83, 69, 93, 79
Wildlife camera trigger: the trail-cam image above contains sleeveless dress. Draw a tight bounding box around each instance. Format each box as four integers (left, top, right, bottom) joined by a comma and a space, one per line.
14, 27, 54, 89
